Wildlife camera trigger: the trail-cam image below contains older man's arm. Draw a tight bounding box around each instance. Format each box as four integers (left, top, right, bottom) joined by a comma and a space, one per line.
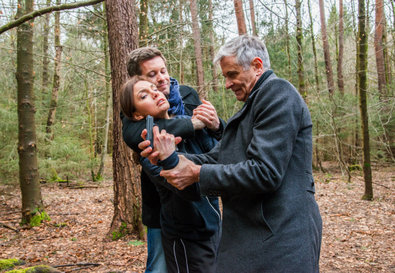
160, 155, 201, 190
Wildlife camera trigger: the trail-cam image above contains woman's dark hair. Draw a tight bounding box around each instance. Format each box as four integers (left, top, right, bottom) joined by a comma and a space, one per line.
120, 76, 145, 120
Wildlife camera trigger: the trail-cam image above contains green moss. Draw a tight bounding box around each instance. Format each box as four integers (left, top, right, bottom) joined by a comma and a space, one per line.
30, 211, 51, 227
128, 240, 144, 246
0, 259, 24, 270
348, 164, 362, 172
112, 222, 128, 241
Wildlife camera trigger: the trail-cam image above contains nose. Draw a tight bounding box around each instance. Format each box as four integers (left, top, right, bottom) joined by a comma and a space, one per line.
156, 73, 165, 82
225, 78, 233, 89
151, 91, 158, 98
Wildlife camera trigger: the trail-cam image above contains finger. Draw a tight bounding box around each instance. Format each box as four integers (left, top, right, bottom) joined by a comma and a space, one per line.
153, 126, 160, 137
141, 129, 147, 140
195, 114, 211, 123
140, 146, 153, 158
148, 151, 160, 164
201, 99, 213, 106
138, 139, 151, 150
174, 136, 183, 145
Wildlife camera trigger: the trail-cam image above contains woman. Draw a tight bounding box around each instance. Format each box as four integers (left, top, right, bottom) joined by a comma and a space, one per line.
120, 76, 221, 273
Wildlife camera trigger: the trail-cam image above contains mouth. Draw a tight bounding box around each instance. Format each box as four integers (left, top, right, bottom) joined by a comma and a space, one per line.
157, 98, 166, 106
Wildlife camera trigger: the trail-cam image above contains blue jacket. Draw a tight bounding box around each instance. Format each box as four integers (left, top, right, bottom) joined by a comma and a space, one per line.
140, 116, 221, 241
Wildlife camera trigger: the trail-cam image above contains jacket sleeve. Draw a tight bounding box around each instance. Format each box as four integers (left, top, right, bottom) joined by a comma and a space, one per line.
198, 80, 307, 196
122, 115, 195, 152
140, 156, 201, 201
207, 118, 226, 141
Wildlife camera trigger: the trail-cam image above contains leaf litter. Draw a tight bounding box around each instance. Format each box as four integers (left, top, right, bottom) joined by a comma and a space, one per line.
0, 164, 393, 272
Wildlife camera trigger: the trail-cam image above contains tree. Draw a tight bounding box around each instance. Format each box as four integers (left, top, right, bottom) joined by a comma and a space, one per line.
319, 0, 335, 94
41, 0, 52, 91
234, 0, 247, 35
337, 0, 345, 94
46, 0, 63, 141
208, 0, 218, 92
284, 0, 291, 78
105, 0, 144, 239
96, 2, 111, 180
295, 0, 305, 96
307, 0, 320, 90
357, 0, 373, 200
16, 0, 45, 226
374, 0, 386, 95
189, 0, 205, 97
139, 0, 149, 46
249, 0, 257, 35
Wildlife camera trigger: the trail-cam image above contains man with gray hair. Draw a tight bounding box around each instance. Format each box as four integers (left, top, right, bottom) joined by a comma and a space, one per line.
140, 35, 322, 272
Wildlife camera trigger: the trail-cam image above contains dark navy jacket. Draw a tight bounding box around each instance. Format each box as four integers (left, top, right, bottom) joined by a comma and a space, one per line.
140, 116, 221, 240
122, 85, 224, 229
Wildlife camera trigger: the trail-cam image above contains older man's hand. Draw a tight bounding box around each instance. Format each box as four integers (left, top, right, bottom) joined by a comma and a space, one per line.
193, 99, 220, 131
160, 155, 201, 190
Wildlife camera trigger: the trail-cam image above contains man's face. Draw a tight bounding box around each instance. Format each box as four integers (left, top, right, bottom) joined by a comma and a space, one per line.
139, 56, 171, 96
220, 56, 259, 102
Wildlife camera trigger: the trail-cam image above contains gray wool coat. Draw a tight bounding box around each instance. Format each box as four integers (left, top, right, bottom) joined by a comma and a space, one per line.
186, 71, 322, 273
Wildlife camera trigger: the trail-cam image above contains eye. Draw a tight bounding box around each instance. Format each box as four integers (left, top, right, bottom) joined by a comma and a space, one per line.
227, 72, 238, 78
148, 72, 156, 78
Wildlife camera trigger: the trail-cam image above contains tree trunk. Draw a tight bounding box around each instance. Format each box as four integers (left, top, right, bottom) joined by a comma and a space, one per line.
319, 0, 335, 94
97, 2, 111, 179
46, 0, 62, 141
105, 0, 144, 239
374, 0, 386, 96
357, 0, 373, 200
382, 16, 392, 87
208, 0, 218, 92
233, 0, 247, 35
307, 0, 320, 90
295, 0, 305, 97
189, 0, 205, 97
284, 0, 291, 79
16, 0, 44, 226
337, 0, 345, 94
179, 0, 184, 83
249, 0, 256, 35
139, 0, 149, 46
41, 0, 51, 92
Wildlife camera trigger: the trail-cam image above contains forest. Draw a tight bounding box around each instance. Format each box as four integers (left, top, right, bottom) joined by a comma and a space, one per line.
0, 0, 394, 272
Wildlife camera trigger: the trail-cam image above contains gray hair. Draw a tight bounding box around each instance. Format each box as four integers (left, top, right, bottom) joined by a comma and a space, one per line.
214, 35, 271, 71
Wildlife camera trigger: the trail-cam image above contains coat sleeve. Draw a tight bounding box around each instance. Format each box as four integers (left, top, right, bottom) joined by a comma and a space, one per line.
122, 115, 195, 152
140, 156, 201, 201
198, 80, 307, 196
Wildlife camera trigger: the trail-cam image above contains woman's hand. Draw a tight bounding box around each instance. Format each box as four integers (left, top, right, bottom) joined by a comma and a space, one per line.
139, 126, 182, 164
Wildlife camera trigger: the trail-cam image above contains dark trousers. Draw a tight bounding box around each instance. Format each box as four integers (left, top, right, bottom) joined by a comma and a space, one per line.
161, 231, 220, 273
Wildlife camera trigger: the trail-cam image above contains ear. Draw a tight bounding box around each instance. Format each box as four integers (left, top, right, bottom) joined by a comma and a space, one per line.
132, 112, 145, 121
251, 57, 264, 75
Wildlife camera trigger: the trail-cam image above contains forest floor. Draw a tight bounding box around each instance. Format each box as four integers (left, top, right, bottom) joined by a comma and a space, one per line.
0, 162, 394, 273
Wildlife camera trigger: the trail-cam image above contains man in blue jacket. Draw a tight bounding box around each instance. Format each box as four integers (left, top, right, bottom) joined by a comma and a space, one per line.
141, 35, 322, 273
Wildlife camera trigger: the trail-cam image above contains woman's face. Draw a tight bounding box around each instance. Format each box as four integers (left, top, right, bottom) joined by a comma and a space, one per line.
132, 80, 170, 120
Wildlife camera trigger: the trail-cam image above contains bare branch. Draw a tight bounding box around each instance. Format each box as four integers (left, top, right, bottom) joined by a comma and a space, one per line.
0, 0, 104, 35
